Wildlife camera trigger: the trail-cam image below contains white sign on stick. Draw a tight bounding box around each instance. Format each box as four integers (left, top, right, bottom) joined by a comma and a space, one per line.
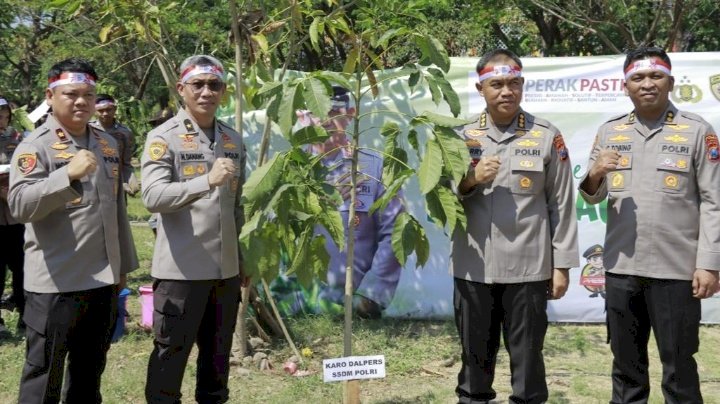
323, 355, 386, 382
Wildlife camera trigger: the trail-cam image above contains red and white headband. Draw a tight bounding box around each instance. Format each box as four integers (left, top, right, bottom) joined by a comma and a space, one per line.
180, 64, 225, 83
48, 72, 96, 89
624, 58, 671, 80
95, 99, 116, 108
477, 65, 522, 82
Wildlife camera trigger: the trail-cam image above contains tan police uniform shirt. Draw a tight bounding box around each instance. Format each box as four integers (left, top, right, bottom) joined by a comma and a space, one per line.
91, 120, 135, 183
579, 104, 720, 280
451, 109, 579, 283
141, 108, 245, 280
8, 114, 139, 293
0, 128, 22, 225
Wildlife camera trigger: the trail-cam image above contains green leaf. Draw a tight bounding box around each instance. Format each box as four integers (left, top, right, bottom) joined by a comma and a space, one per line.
257, 81, 282, 96
438, 186, 466, 234
425, 75, 442, 105
369, 172, 410, 214
416, 35, 450, 73
435, 126, 470, 185
134, 20, 146, 38
290, 125, 329, 147
239, 209, 264, 240
375, 28, 403, 48
309, 17, 321, 53
343, 46, 359, 75
242, 153, 285, 203
424, 189, 447, 228
46, 0, 72, 7
380, 121, 400, 139
391, 212, 429, 267
316, 71, 352, 90
408, 129, 419, 151
251, 34, 269, 54
99, 24, 113, 43
418, 137, 442, 194
382, 144, 408, 187
285, 226, 312, 277
428, 68, 461, 117
318, 208, 345, 251
418, 111, 473, 128
302, 77, 331, 119
408, 71, 420, 91
278, 82, 301, 136
240, 226, 280, 282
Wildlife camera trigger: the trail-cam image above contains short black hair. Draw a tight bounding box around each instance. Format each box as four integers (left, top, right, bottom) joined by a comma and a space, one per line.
47, 58, 98, 82
331, 85, 349, 103
96, 94, 115, 104
623, 46, 672, 71
476, 49, 523, 73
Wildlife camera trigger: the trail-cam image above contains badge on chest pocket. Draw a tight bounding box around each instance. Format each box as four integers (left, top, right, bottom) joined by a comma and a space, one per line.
509, 156, 544, 194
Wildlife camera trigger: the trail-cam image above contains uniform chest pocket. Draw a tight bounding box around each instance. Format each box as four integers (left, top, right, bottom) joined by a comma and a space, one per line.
655, 153, 691, 194
606, 152, 633, 192
179, 161, 209, 181
509, 156, 544, 194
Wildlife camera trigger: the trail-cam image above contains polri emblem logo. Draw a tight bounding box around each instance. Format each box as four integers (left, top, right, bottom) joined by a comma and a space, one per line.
671, 76, 702, 104
710, 74, 720, 101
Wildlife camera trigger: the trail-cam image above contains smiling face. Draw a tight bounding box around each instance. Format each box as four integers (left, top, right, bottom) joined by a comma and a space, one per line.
46, 83, 96, 135
623, 57, 674, 121
476, 58, 524, 125
177, 72, 226, 127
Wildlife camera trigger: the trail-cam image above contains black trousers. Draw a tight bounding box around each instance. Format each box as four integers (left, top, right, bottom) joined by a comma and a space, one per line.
0, 223, 25, 316
606, 273, 702, 404
18, 285, 117, 404
454, 278, 549, 404
145, 277, 241, 404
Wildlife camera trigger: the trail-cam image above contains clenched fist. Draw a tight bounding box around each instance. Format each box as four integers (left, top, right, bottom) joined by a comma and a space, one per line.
470, 156, 501, 185
208, 157, 236, 187
589, 149, 621, 181
67, 149, 98, 181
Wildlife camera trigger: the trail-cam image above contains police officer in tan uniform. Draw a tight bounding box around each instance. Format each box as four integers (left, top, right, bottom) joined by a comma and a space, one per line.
0, 97, 25, 335
91, 94, 138, 195
142, 55, 245, 404
579, 46, 720, 404
8, 58, 138, 403
452, 49, 579, 404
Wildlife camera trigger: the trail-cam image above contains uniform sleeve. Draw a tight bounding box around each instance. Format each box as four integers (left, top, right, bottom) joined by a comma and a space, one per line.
544, 131, 580, 269
140, 133, 211, 213
8, 141, 82, 222
355, 165, 404, 308
578, 133, 608, 204
122, 127, 135, 184
694, 123, 720, 270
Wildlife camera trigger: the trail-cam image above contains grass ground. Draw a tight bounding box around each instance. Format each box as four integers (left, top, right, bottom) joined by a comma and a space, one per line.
2, 199, 720, 403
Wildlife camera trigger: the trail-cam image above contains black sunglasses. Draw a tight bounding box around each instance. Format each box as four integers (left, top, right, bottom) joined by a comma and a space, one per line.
185, 80, 225, 93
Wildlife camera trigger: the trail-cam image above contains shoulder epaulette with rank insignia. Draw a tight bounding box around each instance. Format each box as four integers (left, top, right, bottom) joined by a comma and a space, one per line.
183, 119, 197, 134
479, 112, 488, 128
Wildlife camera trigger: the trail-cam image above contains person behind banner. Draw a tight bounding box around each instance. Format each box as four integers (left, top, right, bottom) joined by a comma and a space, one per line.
8, 58, 139, 403
0, 96, 25, 336
277, 85, 404, 319
141, 55, 246, 404
452, 49, 579, 404
578, 46, 720, 403
91, 94, 139, 195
